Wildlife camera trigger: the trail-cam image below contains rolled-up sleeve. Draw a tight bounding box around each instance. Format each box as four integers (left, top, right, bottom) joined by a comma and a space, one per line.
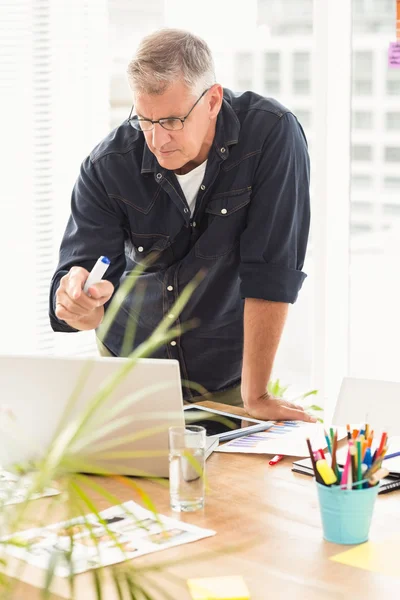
239, 112, 310, 304
49, 156, 126, 332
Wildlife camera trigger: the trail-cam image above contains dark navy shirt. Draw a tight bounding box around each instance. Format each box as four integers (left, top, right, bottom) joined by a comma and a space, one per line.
49, 89, 310, 400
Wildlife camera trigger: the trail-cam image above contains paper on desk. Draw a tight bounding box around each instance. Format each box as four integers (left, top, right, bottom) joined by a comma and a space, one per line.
0, 470, 59, 505
0, 500, 215, 577
331, 538, 400, 578
216, 421, 344, 457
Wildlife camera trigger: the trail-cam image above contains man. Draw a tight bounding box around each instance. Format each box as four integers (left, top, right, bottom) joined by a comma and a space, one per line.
50, 28, 315, 423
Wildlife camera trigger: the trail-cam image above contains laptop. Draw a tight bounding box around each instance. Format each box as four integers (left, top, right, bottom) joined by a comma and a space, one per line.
0, 355, 218, 478
332, 376, 400, 434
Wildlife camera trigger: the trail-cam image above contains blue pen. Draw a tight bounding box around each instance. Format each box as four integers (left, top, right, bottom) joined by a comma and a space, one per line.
363, 447, 372, 469
362, 447, 372, 488
384, 451, 400, 460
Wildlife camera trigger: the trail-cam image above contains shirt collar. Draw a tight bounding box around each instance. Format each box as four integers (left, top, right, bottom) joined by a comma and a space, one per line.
140, 95, 240, 175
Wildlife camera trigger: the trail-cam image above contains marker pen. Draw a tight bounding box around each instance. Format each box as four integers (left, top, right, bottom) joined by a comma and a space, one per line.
269, 454, 284, 466
83, 256, 110, 294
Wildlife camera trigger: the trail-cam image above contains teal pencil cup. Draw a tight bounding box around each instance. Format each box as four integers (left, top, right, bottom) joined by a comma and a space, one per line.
316, 483, 379, 544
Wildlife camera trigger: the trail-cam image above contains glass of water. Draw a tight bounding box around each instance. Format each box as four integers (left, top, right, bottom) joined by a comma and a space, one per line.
168, 425, 206, 512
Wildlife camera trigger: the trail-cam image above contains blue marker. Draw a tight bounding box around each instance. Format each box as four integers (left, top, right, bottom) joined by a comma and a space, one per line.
83, 256, 110, 294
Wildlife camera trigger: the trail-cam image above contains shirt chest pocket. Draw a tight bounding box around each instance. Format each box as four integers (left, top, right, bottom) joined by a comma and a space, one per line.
195, 188, 251, 260
127, 231, 174, 268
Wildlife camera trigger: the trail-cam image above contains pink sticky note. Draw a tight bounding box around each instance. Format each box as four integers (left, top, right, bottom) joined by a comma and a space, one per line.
388, 42, 400, 68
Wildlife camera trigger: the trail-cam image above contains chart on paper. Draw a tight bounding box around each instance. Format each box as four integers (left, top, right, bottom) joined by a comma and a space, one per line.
216, 421, 344, 457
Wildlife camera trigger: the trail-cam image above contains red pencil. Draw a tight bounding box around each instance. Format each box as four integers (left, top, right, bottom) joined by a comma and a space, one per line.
269, 454, 284, 466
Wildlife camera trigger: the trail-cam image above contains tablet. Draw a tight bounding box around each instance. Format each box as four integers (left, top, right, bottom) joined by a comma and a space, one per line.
183, 405, 273, 441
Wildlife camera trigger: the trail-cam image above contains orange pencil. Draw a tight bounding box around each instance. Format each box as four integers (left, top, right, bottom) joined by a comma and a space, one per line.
362, 440, 368, 460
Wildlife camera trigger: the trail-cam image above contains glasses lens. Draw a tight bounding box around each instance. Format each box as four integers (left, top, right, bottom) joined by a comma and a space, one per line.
129, 117, 153, 131
160, 118, 183, 131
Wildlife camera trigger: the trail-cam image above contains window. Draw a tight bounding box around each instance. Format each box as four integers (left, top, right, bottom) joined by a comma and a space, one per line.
235, 52, 253, 91
350, 1, 400, 383
292, 52, 311, 95
353, 51, 373, 74
351, 145, 372, 161
294, 109, 311, 129
386, 112, 400, 131
352, 111, 373, 129
384, 177, 400, 190
352, 175, 372, 188
353, 80, 373, 95
384, 147, 400, 163
386, 69, 400, 95
383, 204, 400, 216
351, 200, 372, 213
264, 52, 280, 95
352, 51, 373, 96
2, 0, 109, 356
293, 80, 310, 94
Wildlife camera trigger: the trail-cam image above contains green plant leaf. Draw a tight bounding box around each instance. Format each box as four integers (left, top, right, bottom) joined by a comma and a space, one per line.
305, 404, 323, 411
73, 473, 162, 529
93, 568, 103, 600
121, 281, 146, 357
138, 572, 179, 600
300, 390, 318, 400
97, 257, 152, 342
42, 547, 60, 600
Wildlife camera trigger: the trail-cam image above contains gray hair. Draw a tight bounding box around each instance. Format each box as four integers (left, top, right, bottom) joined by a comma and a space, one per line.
127, 28, 216, 96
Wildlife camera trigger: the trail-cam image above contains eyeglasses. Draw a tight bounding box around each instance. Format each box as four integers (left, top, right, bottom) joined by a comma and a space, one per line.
128, 89, 209, 132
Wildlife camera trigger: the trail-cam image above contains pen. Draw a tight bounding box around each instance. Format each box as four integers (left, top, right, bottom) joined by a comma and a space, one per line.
83, 256, 111, 294
384, 450, 400, 460
269, 454, 284, 466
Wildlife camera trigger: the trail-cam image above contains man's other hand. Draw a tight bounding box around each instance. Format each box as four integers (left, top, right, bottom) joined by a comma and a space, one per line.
244, 392, 317, 423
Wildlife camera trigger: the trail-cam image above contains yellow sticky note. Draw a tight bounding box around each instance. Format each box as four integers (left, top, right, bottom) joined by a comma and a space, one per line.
187, 576, 250, 600
330, 538, 400, 578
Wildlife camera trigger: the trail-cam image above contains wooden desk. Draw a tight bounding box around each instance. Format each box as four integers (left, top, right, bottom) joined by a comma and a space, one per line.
8, 402, 400, 599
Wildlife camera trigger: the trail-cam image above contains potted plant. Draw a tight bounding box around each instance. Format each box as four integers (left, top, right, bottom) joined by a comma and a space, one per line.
0, 260, 204, 599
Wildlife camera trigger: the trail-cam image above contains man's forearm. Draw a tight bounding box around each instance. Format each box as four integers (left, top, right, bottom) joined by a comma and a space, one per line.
241, 298, 289, 408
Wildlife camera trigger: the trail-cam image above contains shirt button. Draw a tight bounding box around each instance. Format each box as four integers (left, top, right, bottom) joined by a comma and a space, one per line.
184, 208, 189, 214
156, 173, 162, 180
137, 246, 144, 252
168, 314, 175, 319
200, 184, 206, 191
220, 147, 226, 153
221, 208, 228, 215
170, 341, 177, 346
167, 285, 174, 291
192, 221, 197, 228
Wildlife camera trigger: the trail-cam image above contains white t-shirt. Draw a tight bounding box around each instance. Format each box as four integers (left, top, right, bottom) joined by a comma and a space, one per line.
175, 160, 207, 217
